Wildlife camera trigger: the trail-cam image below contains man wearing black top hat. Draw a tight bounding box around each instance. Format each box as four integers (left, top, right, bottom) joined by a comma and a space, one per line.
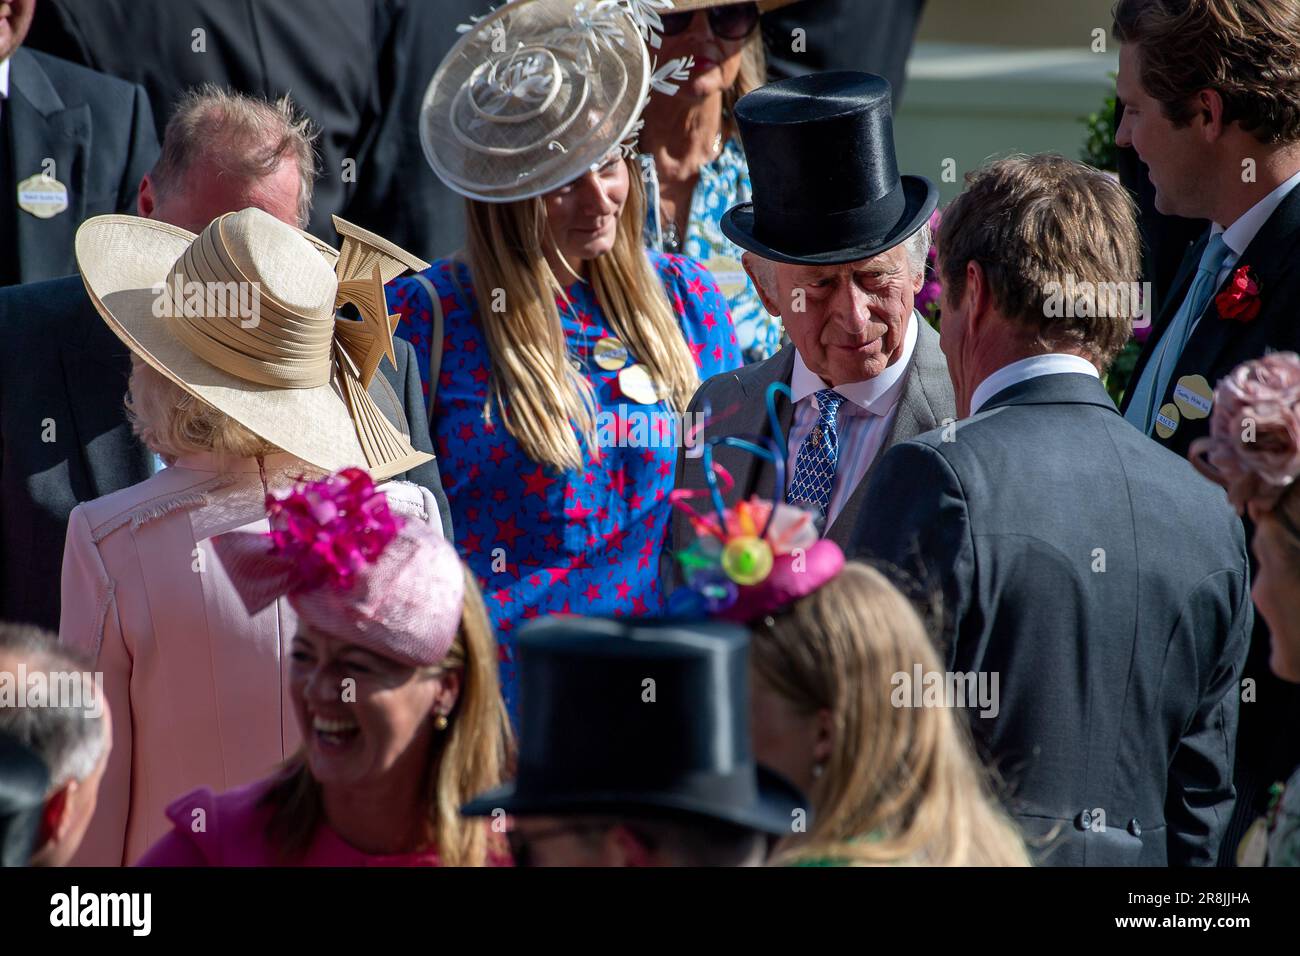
462, 617, 805, 867
668, 71, 954, 567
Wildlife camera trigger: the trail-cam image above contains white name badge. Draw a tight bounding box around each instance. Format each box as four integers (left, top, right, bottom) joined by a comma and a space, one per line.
705, 256, 749, 299
17, 174, 69, 219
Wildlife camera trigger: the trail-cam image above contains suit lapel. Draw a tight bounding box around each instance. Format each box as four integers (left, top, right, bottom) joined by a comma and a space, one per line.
738, 346, 796, 502
1167, 187, 1300, 404
8, 50, 90, 284
1122, 231, 1207, 413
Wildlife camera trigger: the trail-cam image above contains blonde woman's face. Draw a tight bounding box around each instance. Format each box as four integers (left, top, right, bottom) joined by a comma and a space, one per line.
1249, 514, 1300, 682
543, 152, 630, 268
289, 627, 454, 788
749, 670, 822, 802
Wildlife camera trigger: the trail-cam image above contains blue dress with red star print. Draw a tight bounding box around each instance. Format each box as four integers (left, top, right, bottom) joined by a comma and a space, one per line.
385, 251, 740, 719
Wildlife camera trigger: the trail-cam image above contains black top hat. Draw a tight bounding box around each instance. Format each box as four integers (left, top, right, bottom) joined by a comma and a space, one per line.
461, 617, 806, 835
721, 71, 938, 266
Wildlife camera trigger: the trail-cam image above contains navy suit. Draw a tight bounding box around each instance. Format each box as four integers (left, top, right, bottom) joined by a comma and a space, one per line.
0, 48, 157, 286
0, 275, 452, 633
1121, 186, 1300, 863
852, 372, 1253, 866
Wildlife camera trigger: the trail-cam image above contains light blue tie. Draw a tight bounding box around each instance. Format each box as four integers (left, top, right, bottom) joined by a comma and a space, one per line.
1125, 233, 1232, 434
788, 388, 843, 522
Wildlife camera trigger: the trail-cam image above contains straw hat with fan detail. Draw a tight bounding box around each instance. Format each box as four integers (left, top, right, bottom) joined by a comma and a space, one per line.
75, 208, 433, 481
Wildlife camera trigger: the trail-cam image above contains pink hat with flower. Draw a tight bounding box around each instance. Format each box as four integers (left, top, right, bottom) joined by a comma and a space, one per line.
1189, 352, 1300, 518
213, 468, 465, 667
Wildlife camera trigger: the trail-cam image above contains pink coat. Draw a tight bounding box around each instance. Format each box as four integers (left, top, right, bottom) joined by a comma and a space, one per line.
58, 452, 441, 866
136, 779, 511, 866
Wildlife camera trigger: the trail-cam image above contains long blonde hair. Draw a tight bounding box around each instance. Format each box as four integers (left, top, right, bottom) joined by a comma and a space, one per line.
464, 158, 699, 471
261, 565, 513, 866
753, 563, 1030, 867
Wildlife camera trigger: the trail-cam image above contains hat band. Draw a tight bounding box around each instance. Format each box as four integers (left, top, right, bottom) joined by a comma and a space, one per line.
162, 237, 336, 389
755, 184, 908, 258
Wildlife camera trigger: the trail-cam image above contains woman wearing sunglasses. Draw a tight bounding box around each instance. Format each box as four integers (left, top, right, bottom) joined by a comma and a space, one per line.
639, 1, 800, 364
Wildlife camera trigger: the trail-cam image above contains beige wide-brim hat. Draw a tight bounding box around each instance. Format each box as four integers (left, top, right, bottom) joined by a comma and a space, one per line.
76, 208, 433, 481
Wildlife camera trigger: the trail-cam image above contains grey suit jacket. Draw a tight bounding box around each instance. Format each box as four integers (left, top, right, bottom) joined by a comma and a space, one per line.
851, 372, 1253, 866
667, 318, 954, 588
0, 275, 452, 633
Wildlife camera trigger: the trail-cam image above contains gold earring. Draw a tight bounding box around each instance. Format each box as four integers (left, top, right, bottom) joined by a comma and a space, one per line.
435, 714, 449, 731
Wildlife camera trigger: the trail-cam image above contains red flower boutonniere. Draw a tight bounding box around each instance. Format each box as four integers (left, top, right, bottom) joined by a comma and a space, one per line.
1215, 266, 1263, 323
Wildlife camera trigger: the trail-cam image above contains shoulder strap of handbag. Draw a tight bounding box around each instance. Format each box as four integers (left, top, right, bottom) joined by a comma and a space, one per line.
408, 261, 469, 428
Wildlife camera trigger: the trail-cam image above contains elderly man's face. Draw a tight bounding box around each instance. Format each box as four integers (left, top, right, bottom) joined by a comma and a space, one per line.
745, 244, 921, 386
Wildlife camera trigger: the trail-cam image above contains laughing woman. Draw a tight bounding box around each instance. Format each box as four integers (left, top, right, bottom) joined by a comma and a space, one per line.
136, 471, 512, 867
385, 0, 741, 715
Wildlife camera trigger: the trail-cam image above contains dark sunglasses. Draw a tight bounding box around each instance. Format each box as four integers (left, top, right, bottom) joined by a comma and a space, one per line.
660, 2, 761, 41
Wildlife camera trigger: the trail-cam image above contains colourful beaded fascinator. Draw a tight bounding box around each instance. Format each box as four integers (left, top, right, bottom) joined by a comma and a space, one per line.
213, 469, 465, 667
668, 383, 845, 623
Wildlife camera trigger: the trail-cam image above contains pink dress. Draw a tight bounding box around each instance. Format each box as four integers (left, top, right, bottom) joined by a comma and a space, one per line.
136, 778, 513, 866
59, 452, 442, 865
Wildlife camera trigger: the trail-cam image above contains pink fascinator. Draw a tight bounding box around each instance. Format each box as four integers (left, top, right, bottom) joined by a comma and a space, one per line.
668, 383, 845, 623
214, 468, 464, 667
1189, 352, 1300, 516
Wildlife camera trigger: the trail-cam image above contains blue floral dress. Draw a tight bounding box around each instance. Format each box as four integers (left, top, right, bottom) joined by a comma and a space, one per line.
640, 138, 780, 364
385, 252, 740, 719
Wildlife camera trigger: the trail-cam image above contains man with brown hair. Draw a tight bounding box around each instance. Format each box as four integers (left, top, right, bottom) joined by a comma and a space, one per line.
852, 154, 1253, 866
1113, 0, 1300, 864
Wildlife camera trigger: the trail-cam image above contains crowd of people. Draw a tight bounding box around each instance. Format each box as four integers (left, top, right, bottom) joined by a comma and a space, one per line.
1, 0, 1299, 869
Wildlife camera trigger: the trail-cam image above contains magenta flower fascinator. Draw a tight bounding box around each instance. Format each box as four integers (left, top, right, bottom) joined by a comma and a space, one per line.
213, 468, 464, 667
668, 383, 845, 623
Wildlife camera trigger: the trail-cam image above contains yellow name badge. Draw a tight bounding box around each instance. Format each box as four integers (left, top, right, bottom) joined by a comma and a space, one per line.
1154, 402, 1181, 440
704, 255, 749, 300
1173, 374, 1214, 421
17, 174, 69, 219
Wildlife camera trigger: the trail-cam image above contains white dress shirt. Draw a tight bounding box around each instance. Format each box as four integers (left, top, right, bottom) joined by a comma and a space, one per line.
786, 309, 919, 529
969, 353, 1100, 416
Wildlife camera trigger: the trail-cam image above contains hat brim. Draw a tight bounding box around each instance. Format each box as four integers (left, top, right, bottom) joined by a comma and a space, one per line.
461, 766, 806, 837
75, 216, 429, 481
720, 174, 938, 266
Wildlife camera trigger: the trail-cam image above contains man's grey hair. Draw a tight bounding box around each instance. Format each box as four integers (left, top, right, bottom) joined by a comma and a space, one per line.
0, 624, 107, 788
151, 84, 320, 228
903, 220, 932, 278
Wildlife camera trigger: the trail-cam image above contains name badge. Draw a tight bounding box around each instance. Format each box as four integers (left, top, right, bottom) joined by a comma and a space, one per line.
1173, 374, 1214, 420
705, 255, 749, 300
1154, 402, 1181, 440
17, 174, 69, 219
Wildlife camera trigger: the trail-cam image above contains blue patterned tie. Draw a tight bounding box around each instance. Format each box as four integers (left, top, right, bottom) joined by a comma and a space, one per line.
1125, 233, 1232, 434
788, 388, 844, 522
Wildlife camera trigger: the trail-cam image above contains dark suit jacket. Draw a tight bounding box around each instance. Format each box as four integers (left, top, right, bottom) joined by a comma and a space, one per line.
1120, 184, 1300, 861
667, 319, 954, 585
24, 0, 493, 258
0, 48, 156, 287
0, 275, 452, 633
762, 0, 926, 109
853, 372, 1253, 866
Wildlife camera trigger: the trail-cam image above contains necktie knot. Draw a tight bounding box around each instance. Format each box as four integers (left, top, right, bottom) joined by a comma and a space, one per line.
1200, 233, 1231, 278
816, 388, 844, 422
